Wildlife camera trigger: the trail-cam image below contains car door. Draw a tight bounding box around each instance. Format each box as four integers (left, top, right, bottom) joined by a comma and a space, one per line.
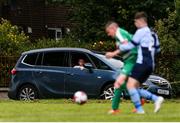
65, 51, 104, 98
33, 51, 68, 98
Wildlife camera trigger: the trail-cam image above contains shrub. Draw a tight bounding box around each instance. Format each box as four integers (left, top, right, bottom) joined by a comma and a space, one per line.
0, 56, 19, 87
154, 11, 179, 82
0, 19, 30, 56
21, 37, 116, 53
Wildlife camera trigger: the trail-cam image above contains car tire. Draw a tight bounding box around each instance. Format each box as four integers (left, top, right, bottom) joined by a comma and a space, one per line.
18, 84, 38, 101
101, 84, 128, 100
101, 84, 114, 100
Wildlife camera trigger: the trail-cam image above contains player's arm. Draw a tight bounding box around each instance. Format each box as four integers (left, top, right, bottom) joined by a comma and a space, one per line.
105, 49, 120, 59
119, 30, 142, 52
153, 33, 160, 54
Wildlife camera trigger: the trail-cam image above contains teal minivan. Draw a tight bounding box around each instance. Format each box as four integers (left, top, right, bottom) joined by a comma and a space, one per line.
8, 48, 172, 100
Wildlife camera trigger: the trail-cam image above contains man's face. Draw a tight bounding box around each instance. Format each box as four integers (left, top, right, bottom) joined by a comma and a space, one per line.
79, 59, 85, 66
134, 18, 146, 28
134, 19, 141, 28
106, 26, 116, 38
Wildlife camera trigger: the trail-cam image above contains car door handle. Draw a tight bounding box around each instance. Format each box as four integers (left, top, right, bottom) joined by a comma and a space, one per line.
66, 73, 74, 76
35, 71, 43, 74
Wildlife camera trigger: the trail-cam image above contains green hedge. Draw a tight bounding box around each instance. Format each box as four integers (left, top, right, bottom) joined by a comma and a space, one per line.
153, 11, 180, 82
20, 37, 116, 53
0, 56, 19, 87
0, 19, 30, 56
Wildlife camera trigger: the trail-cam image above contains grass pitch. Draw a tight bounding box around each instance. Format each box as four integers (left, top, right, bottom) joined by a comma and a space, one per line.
0, 99, 179, 122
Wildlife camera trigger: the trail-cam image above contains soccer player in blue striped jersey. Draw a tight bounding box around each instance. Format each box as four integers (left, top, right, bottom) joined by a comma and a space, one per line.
118, 12, 164, 114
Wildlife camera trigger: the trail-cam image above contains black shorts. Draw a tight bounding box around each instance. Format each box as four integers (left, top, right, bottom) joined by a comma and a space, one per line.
130, 63, 153, 83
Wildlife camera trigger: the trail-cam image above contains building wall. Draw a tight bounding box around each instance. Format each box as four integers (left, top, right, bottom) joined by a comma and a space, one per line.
0, 0, 71, 40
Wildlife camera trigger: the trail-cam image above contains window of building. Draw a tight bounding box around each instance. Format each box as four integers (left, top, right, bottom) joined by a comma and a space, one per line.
47, 28, 62, 41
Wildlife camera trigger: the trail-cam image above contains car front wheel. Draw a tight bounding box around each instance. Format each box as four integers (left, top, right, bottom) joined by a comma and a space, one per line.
18, 85, 38, 101
101, 84, 114, 100
101, 84, 128, 100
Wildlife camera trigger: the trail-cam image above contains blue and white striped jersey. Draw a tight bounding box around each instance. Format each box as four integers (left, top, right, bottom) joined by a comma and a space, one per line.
119, 26, 160, 68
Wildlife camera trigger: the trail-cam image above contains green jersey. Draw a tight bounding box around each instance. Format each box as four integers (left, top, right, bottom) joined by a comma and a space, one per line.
112, 28, 138, 111
115, 28, 137, 60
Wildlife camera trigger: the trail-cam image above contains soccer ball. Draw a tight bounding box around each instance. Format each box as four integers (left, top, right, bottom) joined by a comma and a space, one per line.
73, 91, 88, 105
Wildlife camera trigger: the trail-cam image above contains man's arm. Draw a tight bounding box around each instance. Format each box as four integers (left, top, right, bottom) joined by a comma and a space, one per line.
105, 49, 120, 59
119, 29, 142, 52
119, 41, 135, 51
152, 33, 160, 53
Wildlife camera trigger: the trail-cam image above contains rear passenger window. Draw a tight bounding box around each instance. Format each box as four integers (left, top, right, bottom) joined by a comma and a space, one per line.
36, 53, 43, 65
42, 52, 67, 67
23, 53, 38, 65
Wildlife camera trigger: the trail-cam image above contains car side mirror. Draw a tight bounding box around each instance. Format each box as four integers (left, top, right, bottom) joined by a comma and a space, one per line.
84, 63, 93, 73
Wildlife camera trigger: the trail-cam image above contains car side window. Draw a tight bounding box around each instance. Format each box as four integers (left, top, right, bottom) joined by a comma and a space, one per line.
88, 54, 111, 70
42, 51, 68, 67
70, 52, 94, 68
36, 53, 43, 65
23, 53, 38, 65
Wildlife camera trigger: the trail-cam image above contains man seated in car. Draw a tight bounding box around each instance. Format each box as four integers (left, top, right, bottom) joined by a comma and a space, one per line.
74, 59, 85, 70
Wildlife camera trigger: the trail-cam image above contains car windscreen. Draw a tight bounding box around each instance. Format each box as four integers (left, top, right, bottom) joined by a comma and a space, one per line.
95, 54, 124, 70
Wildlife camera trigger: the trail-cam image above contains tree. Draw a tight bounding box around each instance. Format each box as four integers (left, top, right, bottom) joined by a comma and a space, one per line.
68, 0, 116, 41
154, 11, 179, 81
176, 0, 180, 40
0, 19, 29, 55
54, 0, 175, 41
0, 0, 7, 4
176, 0, 180, 17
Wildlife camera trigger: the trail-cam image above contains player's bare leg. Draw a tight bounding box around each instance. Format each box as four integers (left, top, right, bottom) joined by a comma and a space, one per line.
127, 77, 145, 114
108, 74, 127, 114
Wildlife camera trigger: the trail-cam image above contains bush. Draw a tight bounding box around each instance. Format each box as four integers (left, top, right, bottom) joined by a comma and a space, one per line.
154, 11, 180, 82
20, 37, 116, 53
89, 40, 116, 52
0, 56, 19, 87
0, 19, 30, 55
22, 38, 90, 50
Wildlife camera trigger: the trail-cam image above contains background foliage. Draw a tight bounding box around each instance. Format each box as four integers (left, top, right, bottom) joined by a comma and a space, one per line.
0, 19, 30, 55
59, 0, 175, 41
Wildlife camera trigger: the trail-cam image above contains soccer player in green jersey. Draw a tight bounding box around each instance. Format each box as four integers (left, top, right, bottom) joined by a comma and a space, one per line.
105, 21, 143, 114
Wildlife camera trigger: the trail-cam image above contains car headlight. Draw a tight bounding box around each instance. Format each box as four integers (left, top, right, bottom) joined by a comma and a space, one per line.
141, 82, 149, 89
148, 79, 170, 88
